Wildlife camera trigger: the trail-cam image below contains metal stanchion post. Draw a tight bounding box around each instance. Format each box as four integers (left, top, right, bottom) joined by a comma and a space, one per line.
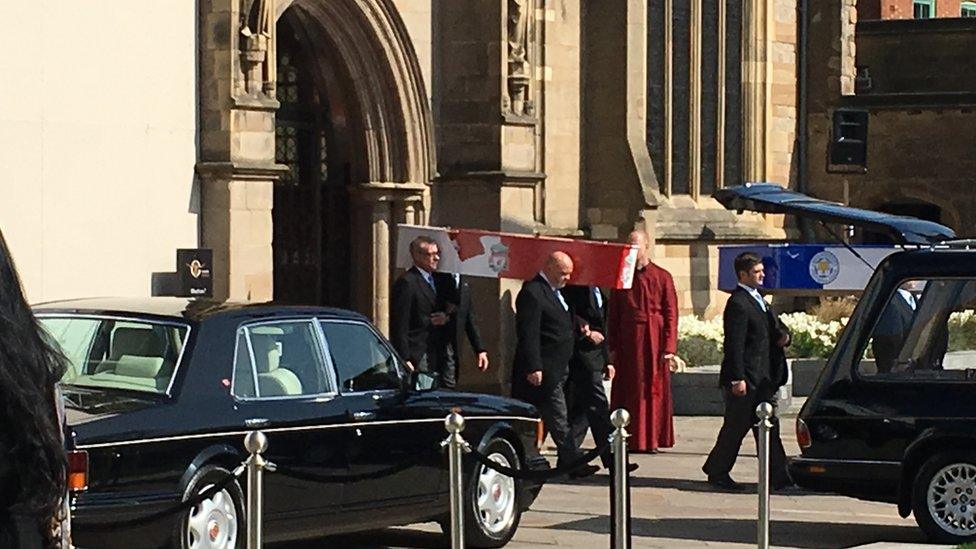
611, 408, 631, 549
443, 412, 470, 549
244, 431, 274, 549
756, 402, 773, 549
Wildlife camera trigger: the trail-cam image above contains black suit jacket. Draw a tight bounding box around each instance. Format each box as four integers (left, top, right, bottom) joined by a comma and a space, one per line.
561, 284, 610, 372
390, 267, 449, 371
513, 275, 575, 402
872, 292, 914, 373
720, 287, 790, 390
434, 273, 485, 356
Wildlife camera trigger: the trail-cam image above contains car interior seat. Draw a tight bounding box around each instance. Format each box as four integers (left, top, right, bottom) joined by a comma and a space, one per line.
94, 327, 164, 375
251, 332, 303, 397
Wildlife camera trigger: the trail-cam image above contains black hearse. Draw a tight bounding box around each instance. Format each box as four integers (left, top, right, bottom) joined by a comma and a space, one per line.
716, 184, 976, 543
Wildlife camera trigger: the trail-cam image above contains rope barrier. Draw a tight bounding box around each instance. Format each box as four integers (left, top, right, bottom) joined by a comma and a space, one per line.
81, 461, 247, 530
467, 440, 611, 482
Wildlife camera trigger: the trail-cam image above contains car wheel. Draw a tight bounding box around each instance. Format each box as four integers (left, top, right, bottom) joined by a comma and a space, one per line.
912, 451, 976, 543
174, 464, 245, 549
464, 437, 523, 548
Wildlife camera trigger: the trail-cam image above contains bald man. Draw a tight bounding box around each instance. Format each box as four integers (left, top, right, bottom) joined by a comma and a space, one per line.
513, 252, 599, 478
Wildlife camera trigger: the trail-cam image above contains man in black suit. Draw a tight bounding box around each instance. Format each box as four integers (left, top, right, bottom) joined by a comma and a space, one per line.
872, 281, 918, 373
513, 252, 599, 478
390, 236, 454, 389
434, 272, 490, 389
703, 251, 792, 491
561, 284, 616, 470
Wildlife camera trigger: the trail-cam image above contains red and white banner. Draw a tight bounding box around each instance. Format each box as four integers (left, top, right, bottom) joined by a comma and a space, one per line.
396, 225, 639, 289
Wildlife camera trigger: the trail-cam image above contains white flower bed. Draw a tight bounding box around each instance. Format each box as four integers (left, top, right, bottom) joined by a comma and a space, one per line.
677, 309, 976, 367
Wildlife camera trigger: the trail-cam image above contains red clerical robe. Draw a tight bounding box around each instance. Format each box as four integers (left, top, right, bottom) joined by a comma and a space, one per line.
608, 262, 678, 451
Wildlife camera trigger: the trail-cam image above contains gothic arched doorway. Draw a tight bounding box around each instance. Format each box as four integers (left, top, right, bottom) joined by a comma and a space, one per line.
271, 0, 433, 332
272, 12, 352, 308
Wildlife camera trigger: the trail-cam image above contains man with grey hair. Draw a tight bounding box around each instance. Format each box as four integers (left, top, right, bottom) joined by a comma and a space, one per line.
391, 236, 454, 389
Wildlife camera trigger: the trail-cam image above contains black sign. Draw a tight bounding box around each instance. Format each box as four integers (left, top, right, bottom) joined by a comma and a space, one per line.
177, 249, 213, 298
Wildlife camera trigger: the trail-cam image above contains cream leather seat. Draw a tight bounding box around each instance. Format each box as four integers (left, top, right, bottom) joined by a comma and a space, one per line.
251, 333, 303, 396
94, 327, 164, 375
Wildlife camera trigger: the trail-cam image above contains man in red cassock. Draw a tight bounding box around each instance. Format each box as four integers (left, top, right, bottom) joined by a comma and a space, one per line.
608, 230, 680, 452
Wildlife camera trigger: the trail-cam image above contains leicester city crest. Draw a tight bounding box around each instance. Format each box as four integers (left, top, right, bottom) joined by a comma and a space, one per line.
809, 250, 840, 285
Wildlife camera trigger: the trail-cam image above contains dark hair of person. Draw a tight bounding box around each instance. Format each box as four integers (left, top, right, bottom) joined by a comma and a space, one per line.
0, 231, 67, 526
409, 235, 438, 254
734, 251, 763, 278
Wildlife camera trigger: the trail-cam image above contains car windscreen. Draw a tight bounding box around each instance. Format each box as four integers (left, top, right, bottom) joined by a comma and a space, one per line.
39, 315, 189, 395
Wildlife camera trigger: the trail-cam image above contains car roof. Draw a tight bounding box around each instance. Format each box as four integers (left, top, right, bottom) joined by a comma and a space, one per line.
31, 297, 368, 323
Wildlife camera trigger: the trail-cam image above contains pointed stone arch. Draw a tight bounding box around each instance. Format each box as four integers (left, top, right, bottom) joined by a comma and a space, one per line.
280, 0, 434, 187
198, 0, 435, 334
276, 0, 435, 332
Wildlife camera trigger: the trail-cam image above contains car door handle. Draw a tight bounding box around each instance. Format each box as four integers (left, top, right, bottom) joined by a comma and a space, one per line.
352, 411, 376, 422
245, 418, 270, 428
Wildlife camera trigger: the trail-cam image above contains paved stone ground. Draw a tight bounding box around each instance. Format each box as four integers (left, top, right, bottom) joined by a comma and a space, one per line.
280, 413, 945, 549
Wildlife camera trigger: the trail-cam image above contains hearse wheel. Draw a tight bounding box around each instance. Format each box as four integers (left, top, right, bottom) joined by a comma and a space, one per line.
461, 437, 523, 548
912, 451, 976, 543
174, 464, 246, 549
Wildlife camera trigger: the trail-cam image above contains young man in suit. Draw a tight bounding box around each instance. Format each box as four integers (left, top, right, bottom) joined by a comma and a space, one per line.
513, 252, 599, 478
703, 251, 792, 491
872, 280, 919, 373
434, 272, 490, 389
390, 236, 454, 389
561, 284, 617, 470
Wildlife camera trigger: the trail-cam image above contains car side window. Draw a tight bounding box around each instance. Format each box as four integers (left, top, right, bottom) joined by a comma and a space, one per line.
858, 278, 976, 382
231, 320, 335, 398
319, 321, 401, 392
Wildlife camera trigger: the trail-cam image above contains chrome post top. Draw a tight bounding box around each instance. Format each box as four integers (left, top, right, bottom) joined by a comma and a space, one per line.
611, 408, 631, 429
244, 431, 268, 454
445, 412, 466, 434
756, 402, 774, 421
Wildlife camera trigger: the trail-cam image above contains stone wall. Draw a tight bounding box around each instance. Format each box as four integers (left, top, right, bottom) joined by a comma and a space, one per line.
856, 18, 976, 94
858, 0, 965, 20
806, 1, 976, 238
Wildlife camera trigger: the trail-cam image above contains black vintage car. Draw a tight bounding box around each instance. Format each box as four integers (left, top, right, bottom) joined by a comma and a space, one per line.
38, 298, 547, 548
716, 184, 976, 543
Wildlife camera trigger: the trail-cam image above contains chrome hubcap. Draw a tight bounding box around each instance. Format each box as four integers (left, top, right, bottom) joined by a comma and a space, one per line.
475, 452, 516, 536
186, 485, 238, 549
928, 462, 976, 536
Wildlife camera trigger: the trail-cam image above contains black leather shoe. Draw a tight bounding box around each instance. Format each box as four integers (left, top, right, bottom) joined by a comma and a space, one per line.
706, 474, 745, 491
568, 464, 600, 479
606, 462, 640, 474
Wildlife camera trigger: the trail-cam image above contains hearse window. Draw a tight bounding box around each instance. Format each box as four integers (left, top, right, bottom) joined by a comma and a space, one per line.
232, 321, 335, 399
319, 321, 400, 393
40, 316, 188, 394
858, 278, 976, 382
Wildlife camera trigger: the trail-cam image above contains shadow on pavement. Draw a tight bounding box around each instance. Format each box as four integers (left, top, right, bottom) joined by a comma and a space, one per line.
272, 528, 447, 549
547, 516, 926, 547
551, 474, 822, 496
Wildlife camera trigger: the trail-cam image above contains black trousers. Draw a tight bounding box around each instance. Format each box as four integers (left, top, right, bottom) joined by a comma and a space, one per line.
537, 370, 582, 468
566, 366, 613, 468
702, 384, 790, 484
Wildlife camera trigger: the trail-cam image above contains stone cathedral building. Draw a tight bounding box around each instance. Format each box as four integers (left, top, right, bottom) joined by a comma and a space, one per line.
3, 0, 802, 392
